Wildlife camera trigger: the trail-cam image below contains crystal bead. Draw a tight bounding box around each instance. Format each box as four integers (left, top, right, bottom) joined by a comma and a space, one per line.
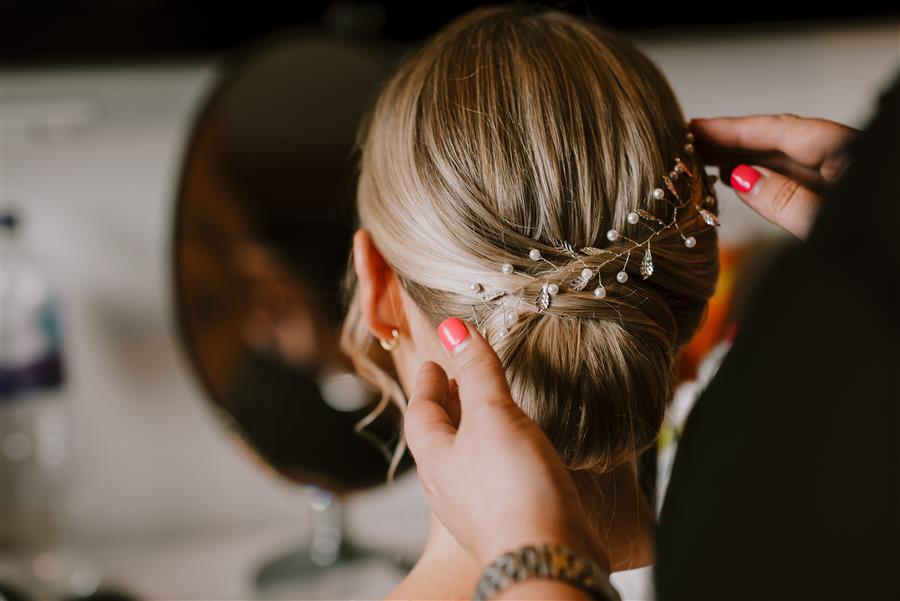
547, 283, 559, 296
593, 286, 607, 299
505, 312, 517, 326
652, 188, 665, 200
528, 248, 541, 261
616, 271, 628, 283
684, 236, 696, 248
627, 211, 639, 224
606, 229, 619, 242
470, 282, 483, 293
581, 268, 593, 280
501, 263, 514, 274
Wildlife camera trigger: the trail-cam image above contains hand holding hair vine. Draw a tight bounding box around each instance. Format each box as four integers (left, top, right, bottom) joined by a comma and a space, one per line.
467, 127, 721, 337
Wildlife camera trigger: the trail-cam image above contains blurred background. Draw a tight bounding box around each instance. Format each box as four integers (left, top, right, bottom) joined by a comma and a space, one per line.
1, 2, 898, 599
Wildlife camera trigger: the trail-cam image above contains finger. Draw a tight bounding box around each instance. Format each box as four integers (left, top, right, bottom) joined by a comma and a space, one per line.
403, 360, 456, 467
698, 148, 827, 193
689, 114, 850, 171
436, 317, 516, 414
729, 163, 823, 240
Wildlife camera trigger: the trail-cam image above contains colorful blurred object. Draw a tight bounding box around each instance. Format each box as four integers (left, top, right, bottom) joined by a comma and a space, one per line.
677, 243, 748, 383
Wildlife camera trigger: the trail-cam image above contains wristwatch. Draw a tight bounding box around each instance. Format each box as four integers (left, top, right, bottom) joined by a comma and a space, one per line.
473, 541, 622, 601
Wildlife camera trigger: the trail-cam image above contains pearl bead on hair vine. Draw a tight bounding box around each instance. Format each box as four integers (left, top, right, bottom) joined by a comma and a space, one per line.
467, 125, 721, 339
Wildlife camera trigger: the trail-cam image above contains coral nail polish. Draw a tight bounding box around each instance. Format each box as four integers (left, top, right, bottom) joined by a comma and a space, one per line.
437, 318, 470, 355
731, 164, 762, 193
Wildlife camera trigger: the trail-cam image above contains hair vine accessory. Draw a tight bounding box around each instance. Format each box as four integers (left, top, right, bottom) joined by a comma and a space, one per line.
379, 328, 400, 351
466, 126, 720, 334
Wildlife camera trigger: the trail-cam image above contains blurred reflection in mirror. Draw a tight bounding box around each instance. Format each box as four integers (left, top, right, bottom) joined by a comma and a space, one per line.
172, 31, 415, 595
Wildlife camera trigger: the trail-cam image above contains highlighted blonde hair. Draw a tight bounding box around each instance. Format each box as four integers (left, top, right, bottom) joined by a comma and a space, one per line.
340, 4, 719, 506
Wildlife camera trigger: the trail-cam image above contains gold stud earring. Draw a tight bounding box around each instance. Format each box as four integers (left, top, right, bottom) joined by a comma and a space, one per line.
379, 328, 400, 351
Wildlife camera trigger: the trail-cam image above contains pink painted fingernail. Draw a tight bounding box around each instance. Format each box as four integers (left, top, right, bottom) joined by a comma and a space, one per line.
437, 318, 470, 355
731, 164, 762, 194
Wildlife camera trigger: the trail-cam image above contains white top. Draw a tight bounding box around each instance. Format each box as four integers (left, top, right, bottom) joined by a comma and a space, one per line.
609, 564, 655, 600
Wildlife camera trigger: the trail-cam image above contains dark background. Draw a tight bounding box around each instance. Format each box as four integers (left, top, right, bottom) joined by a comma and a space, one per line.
2, 0, 898, 67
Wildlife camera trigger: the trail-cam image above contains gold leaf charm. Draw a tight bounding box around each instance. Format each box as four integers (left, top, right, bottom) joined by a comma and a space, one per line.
481, 289, 508, 302
699, 208, 720, 226
569, 272, 591, 291
676, 160, 694, 179
636, 209, 665, 226
663, 175, 681, 202
535, 282, 551, 313
580, 246, 609, 256
640, 247, 654, 279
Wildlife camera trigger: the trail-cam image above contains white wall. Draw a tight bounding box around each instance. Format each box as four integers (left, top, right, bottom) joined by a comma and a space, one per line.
1, 64, 315, 544
1, 19, 897, 548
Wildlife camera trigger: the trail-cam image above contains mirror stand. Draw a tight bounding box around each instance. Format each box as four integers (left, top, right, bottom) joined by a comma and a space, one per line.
253, 487, 414, 595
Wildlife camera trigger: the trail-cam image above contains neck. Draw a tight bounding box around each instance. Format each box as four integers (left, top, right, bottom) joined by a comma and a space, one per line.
414, 462, 656, 599
585, 459, 657, 571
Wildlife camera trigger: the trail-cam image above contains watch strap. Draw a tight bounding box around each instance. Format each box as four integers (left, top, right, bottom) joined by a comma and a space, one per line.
473, 541, 622, 601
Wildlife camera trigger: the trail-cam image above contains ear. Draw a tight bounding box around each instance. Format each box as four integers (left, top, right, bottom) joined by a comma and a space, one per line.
352, 229, 406, 341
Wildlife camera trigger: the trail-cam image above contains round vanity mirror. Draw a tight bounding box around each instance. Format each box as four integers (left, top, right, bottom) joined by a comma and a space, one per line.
171, 30, 415, 593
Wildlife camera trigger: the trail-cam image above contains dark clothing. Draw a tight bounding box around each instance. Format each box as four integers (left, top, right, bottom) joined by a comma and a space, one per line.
657, 71, 900, 599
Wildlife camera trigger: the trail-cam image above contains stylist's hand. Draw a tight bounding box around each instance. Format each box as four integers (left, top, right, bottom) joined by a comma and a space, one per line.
689, 114, 859, 239
403, 317, 609, 572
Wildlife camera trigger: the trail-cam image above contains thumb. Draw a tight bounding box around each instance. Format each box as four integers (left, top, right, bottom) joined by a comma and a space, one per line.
729, 163, 822, 240
436, 317, 516, 415
404, 360, 456, 469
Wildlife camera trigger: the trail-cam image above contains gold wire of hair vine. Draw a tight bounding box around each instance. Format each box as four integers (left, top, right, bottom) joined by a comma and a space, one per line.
467, 126, 720, 338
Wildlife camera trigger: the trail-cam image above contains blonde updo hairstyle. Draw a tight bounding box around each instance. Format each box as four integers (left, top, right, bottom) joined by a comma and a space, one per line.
340, 4, 719, 507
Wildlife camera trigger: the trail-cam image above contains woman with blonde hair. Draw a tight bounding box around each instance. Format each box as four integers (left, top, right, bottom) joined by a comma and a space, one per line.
340, 4, 720, 598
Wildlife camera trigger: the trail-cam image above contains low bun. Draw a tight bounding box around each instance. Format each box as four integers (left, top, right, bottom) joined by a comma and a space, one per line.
497, 305, 676, 473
